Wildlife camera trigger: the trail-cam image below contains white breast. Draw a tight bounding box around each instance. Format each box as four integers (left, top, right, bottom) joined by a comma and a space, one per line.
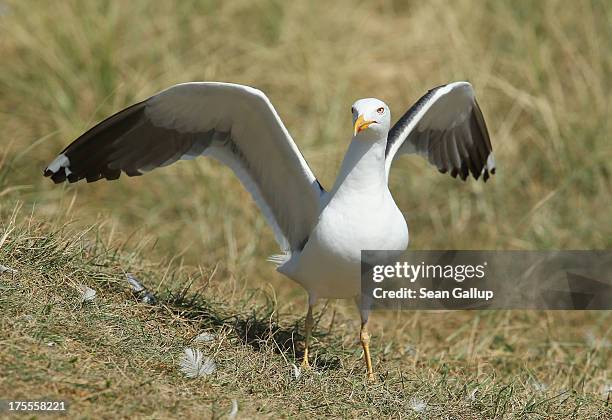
280, 188, 409, 301
277, 132, 408, 302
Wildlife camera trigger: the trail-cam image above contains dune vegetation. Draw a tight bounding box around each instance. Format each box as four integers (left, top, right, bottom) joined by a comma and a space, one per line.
0, 0, 610, 417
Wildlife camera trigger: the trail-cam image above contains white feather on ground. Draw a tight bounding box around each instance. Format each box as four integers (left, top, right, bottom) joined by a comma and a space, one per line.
0, 264, 17, 274
530, 379, 548, 393
409, 397, 427, 413
194, 332, 215, 343
290, 363, 301, 379
125, 273, 157, 304
78, 285, 96, 302
126, 273, 145, 292
466, 388, 478, 402
179, 348, 216, 378
227, 399, 239, 419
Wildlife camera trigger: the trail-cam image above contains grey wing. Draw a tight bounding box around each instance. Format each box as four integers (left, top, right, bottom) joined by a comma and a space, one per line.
385, 81, 496, 181
44, 82, 324, 252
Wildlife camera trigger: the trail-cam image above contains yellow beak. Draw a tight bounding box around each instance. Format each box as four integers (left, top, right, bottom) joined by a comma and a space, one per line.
354, 115, 375, 136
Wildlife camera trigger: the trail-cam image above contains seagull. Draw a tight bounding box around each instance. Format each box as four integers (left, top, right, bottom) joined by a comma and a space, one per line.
44, 81, 495, 380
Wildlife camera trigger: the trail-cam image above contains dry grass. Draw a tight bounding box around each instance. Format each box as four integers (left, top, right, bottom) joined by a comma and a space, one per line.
1, 214, 610, 418
0, 0, 610, 418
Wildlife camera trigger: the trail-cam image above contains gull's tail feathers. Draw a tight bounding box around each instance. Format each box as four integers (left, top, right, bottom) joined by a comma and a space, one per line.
267, 252, 291, 267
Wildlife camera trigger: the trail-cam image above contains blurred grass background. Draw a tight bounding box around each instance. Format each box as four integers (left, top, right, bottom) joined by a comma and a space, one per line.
1, 0, 609, 260
0, 0, 610, 417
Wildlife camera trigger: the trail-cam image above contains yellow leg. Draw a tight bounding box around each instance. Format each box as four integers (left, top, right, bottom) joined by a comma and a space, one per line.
360, 321, 375, 381
301, 305, 314, 369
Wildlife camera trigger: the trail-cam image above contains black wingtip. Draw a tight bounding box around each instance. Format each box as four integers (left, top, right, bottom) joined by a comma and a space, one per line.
52, 172, 67, 184
483, 168, 492, 182
44, 167, 69, 184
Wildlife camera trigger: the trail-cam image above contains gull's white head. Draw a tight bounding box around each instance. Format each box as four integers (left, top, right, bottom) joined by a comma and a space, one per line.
351, 98, 391, 140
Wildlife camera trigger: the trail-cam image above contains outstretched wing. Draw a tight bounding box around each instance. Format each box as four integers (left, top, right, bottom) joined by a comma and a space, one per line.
44, 82, 324, 252
385, 81, 496, 181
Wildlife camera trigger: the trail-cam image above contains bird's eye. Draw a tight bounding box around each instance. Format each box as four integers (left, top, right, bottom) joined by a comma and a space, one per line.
377, 107, 385, 114
351, 107, 356, 114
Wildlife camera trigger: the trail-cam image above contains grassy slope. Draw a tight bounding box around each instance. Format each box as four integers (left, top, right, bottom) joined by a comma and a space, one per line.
1, 216, 610, 418
0, 0, 611, 418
